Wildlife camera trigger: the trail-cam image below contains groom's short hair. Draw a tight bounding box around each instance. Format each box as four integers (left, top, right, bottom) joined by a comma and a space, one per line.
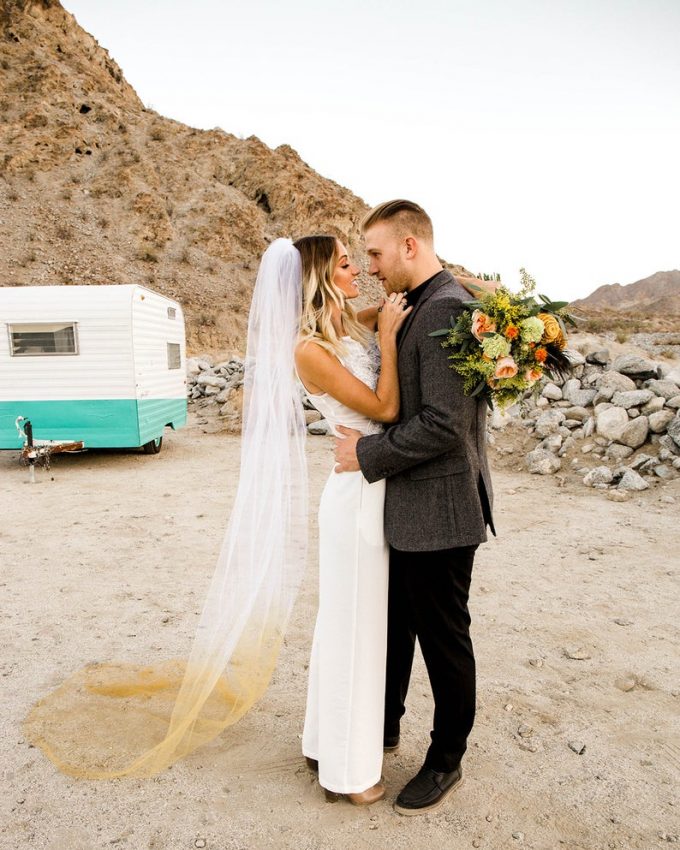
361, 199, 434, 243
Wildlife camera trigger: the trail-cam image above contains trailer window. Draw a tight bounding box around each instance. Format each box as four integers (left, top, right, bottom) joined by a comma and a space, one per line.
167, 307, 176, 319
9, 322, 78, 356
167, 342, 181, 369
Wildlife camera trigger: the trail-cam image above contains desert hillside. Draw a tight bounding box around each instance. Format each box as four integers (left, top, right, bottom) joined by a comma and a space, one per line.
571, 270, 680, 335
0, 0, 471, 353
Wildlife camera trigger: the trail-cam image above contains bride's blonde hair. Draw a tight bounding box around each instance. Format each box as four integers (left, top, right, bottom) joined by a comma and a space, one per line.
294, 235, 371, 356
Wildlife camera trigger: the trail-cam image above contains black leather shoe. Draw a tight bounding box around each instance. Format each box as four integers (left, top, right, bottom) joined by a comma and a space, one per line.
394, 764, 463, 815
383, 734, 400, 753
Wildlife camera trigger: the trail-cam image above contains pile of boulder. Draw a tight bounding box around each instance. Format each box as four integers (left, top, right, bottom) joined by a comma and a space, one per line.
513, 350, 680, 492
185, 354, 331, 434
186, 355, 245, 431
186, 349, 680, 494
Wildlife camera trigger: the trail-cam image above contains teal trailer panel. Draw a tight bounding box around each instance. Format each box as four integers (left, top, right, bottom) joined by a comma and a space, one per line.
0, 398, 186, 449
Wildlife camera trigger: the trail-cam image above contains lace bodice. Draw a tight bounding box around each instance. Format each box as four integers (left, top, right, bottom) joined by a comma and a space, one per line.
305, 337, 384, 437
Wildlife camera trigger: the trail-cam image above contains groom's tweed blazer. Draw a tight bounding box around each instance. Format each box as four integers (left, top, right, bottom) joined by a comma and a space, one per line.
357, 270, 495, 552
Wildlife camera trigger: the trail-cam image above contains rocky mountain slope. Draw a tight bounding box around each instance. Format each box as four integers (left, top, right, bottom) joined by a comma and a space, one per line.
571, 270, 680, 333
0, 0, 471, 353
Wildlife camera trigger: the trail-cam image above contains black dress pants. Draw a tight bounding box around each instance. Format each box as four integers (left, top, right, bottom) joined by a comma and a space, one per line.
384, 543, 478, 773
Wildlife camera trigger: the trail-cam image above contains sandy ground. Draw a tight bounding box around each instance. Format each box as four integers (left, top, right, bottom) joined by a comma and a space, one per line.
1, 413, 679, 850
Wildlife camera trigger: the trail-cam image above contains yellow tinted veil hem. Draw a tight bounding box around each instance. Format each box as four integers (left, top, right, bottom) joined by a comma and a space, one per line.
23, 239, 308, 779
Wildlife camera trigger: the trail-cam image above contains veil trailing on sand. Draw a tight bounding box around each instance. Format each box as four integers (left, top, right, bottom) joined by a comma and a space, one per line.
24, 239, 309, 778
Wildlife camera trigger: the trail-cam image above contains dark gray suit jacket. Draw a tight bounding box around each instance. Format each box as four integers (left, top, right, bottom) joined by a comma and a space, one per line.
357, 270, 495, 552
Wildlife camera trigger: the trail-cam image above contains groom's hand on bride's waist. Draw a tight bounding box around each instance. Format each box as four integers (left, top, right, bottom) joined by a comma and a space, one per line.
334, 425, 361, 473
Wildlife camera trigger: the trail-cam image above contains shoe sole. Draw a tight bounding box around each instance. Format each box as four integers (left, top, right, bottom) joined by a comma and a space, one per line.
393, 775, 464, 816
383, 744, 400, 754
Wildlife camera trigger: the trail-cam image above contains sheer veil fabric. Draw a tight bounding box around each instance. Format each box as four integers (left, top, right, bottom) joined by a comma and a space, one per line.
24, 239, 309, 778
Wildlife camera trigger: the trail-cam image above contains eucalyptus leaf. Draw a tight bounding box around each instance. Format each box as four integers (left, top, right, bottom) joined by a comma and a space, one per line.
429, 328, 450, 337
470, 380, 487, 397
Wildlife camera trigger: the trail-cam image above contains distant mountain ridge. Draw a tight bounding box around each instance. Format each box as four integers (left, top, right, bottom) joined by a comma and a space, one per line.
571, 270, 680, 315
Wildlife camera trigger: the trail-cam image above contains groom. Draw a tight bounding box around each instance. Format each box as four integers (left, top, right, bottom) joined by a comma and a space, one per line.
334, 199, 495, 815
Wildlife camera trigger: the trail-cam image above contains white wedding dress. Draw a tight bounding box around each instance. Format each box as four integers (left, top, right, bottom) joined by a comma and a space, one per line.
301, 336, 389, 794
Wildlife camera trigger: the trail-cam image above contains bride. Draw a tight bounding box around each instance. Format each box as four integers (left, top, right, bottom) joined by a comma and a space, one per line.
23, 235, 409, 793
293, 235, 410, 804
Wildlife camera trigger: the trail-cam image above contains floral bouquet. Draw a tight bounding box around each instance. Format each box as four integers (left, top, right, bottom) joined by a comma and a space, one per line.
431, 269, 576, 410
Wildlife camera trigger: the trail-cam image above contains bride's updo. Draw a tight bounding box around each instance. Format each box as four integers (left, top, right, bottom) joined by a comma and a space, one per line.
295, 234, 371, 357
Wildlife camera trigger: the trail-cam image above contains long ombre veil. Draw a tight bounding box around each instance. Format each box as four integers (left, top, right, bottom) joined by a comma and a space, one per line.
23, 239, 308, 778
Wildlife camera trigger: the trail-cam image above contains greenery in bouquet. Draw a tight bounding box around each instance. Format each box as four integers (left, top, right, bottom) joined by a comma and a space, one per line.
431, 269, 576, 410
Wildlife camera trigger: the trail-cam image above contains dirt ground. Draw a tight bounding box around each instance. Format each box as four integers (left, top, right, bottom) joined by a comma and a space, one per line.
1, 413, 678, 850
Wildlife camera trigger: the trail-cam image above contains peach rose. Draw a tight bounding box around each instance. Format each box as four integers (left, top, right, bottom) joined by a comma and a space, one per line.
524, 367, 543, 384
494, 355, 518, 379
471, 309, 497, 342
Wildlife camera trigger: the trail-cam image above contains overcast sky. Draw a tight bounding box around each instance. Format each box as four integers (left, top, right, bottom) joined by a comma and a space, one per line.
62, 0, 680, 302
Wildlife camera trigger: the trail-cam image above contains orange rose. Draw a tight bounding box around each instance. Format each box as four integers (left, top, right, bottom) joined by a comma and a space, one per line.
524, 367, 543, 384
494, 355, 518, 379
471, 309, 497, 342
504, 325, 519, 340
535, 347, 548, 363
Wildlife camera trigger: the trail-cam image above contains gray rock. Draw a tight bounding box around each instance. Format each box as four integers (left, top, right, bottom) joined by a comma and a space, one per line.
654, 465, 678, 481
541, 382, 563, 401
558, 436, 576, 456
659, 448, 677, 462
564, 349, 586, 367
562, 378, 582, 400
526, 448, 562, 474
214, 387, 234, 404
667, 413, 680, 449
563, 419, 582, 429
649, 410, 675, 433
185, 358, 202, 377
196, 374, 227, 388
203, 385, 221, 396
594, 370, 636, 396
581, 443, 594, 454
627, 408, 641, 418
596, 407, 629, 442
586, 349, 610, 365
534, 410, 565, 438
571, 388, 597, 407
674, 457, 680, 470
618, 469, 650, 491
659, 434, 680, 455
642, 396, 666, 415
568, 741, 586, 755
606, 444, 634, 461
612, 354, 661, 380
666, 395, 680, 410
564, 406, 590, 422
540, 433, 563, 453
583, 416, 595, 438
611, 389, 654, 409
619, 416, 649, 449
644, 378, 680, 400
594, 402, 614, 416
308, 419, 332, 436
583, 466, 614, 487
630, 453, 657, 470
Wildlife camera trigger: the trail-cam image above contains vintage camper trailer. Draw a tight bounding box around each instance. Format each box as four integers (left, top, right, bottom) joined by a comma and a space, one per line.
0, 285, 187, 453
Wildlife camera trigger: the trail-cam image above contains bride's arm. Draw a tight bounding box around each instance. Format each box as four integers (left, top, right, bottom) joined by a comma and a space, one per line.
295, 298, 410, 424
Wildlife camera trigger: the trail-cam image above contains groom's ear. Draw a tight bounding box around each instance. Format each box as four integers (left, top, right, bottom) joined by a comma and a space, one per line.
404, 236, 418, 259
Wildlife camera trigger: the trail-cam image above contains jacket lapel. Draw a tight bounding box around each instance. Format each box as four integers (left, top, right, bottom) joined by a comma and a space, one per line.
397, 269, 453, 353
